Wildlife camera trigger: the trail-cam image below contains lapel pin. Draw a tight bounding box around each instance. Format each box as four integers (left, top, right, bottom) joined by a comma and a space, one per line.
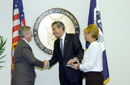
65, 40, 67, 42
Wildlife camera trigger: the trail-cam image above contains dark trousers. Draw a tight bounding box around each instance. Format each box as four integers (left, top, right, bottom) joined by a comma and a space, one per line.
60, 68, 82, 85
85, 71, 104, 85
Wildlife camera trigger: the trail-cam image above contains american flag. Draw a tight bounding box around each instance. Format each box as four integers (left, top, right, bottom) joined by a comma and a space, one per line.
86, 0, 110, 84
11, 0, 26, 74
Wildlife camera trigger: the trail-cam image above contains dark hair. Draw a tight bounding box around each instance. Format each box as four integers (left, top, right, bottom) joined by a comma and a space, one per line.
51, 21, 65, 31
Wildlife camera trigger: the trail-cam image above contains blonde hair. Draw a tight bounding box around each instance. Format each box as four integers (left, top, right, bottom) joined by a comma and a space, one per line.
84, 24, 99, 38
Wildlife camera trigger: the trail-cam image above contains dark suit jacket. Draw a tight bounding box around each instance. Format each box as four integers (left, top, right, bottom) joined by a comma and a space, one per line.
11, 39, 44, 85
49, 33, 84, 83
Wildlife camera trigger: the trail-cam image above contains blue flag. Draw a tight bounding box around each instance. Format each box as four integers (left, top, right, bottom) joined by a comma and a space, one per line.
86, 0, 110, 84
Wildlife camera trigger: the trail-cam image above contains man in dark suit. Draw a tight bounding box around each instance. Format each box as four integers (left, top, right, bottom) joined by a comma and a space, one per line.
44, 21, 84, 85
11, 26, 44, 85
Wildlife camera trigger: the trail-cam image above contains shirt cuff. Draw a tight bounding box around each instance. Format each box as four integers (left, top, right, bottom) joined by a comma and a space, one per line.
74, 57, 79, 63
78, 64, 81, 71
47, 61, 50, 68
78, 64, 84, 71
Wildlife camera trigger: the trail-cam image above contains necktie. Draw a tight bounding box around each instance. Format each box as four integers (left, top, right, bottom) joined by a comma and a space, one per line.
60, 38, 64, 57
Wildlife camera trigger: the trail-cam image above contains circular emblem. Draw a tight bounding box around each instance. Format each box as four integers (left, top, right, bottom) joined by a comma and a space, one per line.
33, 8, 80, 55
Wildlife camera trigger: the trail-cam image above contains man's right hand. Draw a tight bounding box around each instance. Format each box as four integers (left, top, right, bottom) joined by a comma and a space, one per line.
44, 60, 49, 68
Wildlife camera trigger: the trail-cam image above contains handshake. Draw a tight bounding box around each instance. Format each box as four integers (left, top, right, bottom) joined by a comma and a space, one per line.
43, 57, 81, 70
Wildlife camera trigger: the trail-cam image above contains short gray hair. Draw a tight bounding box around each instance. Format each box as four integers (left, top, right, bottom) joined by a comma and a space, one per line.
18, 26, 31, 38
51, 21, 65, 31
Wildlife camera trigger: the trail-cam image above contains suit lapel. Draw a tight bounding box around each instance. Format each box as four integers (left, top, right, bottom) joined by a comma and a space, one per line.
21, 39, 32, 50
57, 38, 62, 57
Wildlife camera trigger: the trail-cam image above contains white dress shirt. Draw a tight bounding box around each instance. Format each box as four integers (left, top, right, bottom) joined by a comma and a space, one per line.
79, 41, 103, 72
60, 32, 66, 50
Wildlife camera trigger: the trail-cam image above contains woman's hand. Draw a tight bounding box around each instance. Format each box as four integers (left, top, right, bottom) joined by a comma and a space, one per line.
71, 63, 81, 70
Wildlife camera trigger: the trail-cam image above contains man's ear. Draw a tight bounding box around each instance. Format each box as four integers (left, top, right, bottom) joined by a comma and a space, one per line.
60, 26, 63, 30
24, 33, 27, 37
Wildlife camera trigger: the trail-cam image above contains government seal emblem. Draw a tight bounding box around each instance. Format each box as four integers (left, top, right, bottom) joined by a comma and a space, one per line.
33, 8, 80, 55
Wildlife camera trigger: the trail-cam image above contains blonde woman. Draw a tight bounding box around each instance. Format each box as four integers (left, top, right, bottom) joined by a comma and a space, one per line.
71, 24, 104, 85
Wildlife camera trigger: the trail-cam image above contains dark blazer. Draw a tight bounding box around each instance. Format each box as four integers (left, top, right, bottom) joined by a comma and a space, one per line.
49, 33, 84, 83
11, 39, 44, 85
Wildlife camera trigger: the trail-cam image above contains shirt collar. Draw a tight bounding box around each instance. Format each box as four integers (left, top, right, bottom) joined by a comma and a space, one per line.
22, 38, 29, 44
60, 32, 66, 40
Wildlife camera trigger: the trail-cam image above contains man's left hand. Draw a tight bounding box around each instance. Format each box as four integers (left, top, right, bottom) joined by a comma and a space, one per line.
67, 57, 77, 65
